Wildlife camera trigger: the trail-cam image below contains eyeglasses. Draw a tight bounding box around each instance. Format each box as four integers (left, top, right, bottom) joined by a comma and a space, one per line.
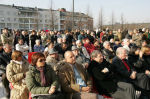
38, 59, 45, 62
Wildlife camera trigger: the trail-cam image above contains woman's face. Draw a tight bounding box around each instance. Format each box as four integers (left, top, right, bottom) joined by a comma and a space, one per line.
17, 56, 23, 61
36, 57, 46, 67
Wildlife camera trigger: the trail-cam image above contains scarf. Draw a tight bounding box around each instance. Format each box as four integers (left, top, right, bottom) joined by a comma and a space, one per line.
122, 59, 130, 72
36, 67, 46, 86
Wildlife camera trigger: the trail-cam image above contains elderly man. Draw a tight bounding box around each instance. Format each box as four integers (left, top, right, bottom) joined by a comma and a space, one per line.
58, 51, 97, 99
112, 47, 138, 83
88, 50, 137, 99
102, 41, 115, 63
112, 47, 150, 98
46, 48, 59, 72
76, 40, 90, 59
0, 44, 12, 98
72, 46, 90, 69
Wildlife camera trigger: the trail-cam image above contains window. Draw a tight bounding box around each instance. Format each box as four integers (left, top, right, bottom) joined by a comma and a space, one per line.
0, 11, 4, 15
7, 18, 10, 21
7, 11, 10, 15
14, 18, 17, 22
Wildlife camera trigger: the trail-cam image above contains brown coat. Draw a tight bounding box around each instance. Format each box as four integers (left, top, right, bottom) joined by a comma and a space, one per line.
6, 60, 29, 99
58, 61, 92, 99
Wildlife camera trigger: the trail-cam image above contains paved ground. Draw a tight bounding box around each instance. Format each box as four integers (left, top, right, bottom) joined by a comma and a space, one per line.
0, 78, 7, 99
0, 77, 141, 99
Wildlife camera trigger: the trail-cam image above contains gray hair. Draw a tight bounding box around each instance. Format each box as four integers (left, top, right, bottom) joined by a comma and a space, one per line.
91, 50, 101, 59
76, 40, 81, 45
64, 51, 73, 59
116, 47, 127, 56
103, 41, 110, 47
35, 39, 40, 43
122, 38, 129, 43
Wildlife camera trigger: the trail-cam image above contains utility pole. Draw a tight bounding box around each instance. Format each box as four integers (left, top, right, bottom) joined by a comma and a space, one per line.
72, 0, 74, 30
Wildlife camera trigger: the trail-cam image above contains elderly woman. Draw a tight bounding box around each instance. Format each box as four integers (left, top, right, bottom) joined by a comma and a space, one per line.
34, 39, 45, 52
6, 51, 29, 99
25, 52, 60, 99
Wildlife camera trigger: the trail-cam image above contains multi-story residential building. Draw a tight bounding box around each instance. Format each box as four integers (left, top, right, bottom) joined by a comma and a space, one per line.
0, 4, 93, 33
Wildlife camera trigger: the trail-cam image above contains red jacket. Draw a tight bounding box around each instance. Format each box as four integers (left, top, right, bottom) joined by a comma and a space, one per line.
84, 43, 95, 55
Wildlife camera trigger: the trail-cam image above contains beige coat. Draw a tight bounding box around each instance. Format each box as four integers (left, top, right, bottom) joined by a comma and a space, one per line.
58, 61, 92, 99
1, 33, 13, 45
132, 33, 142, 46
6, 60, 29, 99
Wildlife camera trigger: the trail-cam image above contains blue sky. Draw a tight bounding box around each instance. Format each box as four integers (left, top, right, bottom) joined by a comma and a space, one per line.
0, 0, 150, 26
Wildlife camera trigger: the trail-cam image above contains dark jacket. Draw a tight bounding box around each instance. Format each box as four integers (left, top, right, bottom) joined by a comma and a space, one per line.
25, 64, 59, 94
30, 34, 38, 47
20, 34, 29, 45
0, 51, 11, 72
142, 55, 150, 71
128, 54, 146, 73
88, 60, 117, 96
125, 34, 132, 40
78, 34, 85, 41
102, 48, 115, 63
14, 34, 21, 47
112, 56, 134, 83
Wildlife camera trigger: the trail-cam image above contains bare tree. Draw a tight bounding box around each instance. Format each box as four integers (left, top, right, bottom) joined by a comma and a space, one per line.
121, 13, 124, 30
111, 11, 114, 30
98, 8, 103, 30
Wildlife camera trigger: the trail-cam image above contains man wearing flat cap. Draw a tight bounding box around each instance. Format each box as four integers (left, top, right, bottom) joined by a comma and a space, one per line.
46, 48, 60, 72
72, 46, 90, 69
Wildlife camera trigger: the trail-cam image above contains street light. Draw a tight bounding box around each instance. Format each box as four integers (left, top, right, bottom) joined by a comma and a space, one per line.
72, 0, 74, 30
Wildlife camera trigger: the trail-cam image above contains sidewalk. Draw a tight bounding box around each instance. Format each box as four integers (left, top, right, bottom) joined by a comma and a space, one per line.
0, 78, 7, 99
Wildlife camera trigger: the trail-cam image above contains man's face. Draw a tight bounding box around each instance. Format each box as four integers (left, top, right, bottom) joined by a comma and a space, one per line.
94, 53, 103, 63
119, 50, 128, 59
50, 53, 58, 59
4, 46, 12, 53
3, 29, 8, 34
18, 40, 23, 45
66, 52, 76, 64
72, 49, 79, 56
77, 42, 82, 47
104, 43, 111, 49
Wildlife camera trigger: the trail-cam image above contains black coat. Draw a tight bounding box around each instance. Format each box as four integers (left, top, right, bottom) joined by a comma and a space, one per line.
0, 51, 11, 72
88, 60, 117, 96
112, 56, 150, 91
14, 34, 21, 47
20, 34, 29, 45
112, 56, 133, 83
102, 48, 115, 62
143, 55, 150, 70
128, 54, 146, 73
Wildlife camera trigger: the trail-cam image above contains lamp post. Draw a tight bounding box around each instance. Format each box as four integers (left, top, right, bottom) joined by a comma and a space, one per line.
72, 0, 74, 31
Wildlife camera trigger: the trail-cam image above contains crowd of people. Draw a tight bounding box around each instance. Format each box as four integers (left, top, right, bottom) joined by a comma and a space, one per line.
0, 27, 150, 99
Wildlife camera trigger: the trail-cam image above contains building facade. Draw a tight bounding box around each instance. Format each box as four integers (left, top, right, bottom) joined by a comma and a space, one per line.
0, 4, 93, 33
